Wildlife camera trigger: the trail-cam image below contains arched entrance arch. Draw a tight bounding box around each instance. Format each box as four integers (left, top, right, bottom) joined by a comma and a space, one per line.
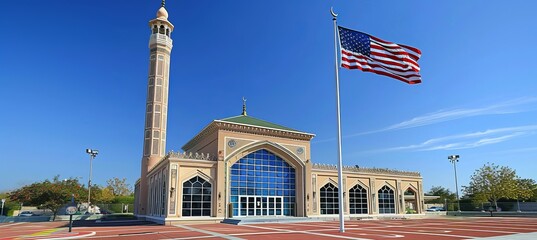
404, 186, 418, 214
225, 141, 306, 217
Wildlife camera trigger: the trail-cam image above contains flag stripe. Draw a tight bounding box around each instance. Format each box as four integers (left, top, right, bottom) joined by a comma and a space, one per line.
342, 51, 416, 73
341, 63, 422, 84
338, 26, 422, 84
370, 36, 422, 59
370, 47, 420, 71
370, 43, 420, 64
341, 56, 422, 79
341, 52, 422, 80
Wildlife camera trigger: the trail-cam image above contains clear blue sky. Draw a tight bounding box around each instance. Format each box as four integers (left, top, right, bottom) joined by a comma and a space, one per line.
1, 1, 536, 196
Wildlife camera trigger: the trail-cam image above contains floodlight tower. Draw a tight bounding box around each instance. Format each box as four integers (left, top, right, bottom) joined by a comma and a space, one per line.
86, 148, 99, 204
448, 155, 461, 212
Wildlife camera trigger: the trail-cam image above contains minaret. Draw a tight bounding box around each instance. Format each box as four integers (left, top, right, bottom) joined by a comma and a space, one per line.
139, 0, 174, 215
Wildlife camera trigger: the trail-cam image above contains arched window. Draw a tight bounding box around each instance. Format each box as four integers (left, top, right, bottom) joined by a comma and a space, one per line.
182, 176, 211, 216
378, 185, 395, 214
161, 172, 166, 216
152, 25, 158, 34
349, 184, 368, 214
166, 28, 170, 36
320, 182, 338, 214
159, 25, 165, 34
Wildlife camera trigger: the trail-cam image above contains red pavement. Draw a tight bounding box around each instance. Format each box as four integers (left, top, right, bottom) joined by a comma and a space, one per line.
1, 217, 537, 239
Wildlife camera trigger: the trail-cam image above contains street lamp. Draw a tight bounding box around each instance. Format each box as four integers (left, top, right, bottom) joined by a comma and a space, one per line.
85, 148, 98, 204
448, 155, 461, 212
1, 199, 5, 216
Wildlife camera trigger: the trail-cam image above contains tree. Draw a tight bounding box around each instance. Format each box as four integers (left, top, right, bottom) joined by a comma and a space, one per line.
106, 177, 132, 196
99, 187, 115, 203
516, 179, 537, 201
463, 163, 530, 208
425, 186, 457, 204
9, 176, 86, 220
0, 192, 19, 216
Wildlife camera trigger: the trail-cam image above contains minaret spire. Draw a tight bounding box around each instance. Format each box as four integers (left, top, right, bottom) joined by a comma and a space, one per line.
161, 0, 166, 8
242, 97, 247, 116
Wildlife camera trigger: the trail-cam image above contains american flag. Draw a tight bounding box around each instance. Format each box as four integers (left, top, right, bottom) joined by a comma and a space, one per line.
338, 26, 422, 84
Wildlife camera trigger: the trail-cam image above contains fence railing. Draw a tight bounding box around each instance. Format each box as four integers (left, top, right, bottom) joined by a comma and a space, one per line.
439, 201, 537, 212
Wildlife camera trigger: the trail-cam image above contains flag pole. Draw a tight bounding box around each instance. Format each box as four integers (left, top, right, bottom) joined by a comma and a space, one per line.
331, 7, 345, 233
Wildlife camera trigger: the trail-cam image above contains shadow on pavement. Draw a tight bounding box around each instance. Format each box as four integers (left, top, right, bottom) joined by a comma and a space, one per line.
62, 214, 157, 227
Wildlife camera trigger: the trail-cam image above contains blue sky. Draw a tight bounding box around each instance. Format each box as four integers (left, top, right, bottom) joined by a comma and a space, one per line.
1, 1, 536, 196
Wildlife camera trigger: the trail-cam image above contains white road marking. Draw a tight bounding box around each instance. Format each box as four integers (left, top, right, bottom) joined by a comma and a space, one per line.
416, 229, 452, 233
173, 224, 244, 240
346, 227, 476, 239
242, 224, 371, 240
0, 222, 25, 228
44, 231, 96, 240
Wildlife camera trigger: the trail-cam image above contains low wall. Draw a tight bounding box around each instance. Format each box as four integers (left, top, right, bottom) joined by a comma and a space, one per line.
447, 211, 537, 218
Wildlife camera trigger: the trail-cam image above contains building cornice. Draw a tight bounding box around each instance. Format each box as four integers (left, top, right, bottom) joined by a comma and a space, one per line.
312, 163, 421, 178
182, 120, 315, 151
148, 151, 216, 175
163, 151, 216, 161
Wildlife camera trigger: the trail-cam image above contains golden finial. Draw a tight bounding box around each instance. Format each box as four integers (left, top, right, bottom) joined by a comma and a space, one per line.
242, 97, 247, 116
161, 0, 165, 8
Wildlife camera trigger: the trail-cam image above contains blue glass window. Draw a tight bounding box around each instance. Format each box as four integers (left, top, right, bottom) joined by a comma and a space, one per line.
229, 149, 296, 216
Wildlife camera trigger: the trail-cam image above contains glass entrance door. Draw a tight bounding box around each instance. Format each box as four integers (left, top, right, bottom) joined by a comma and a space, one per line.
238, 196, 283, 216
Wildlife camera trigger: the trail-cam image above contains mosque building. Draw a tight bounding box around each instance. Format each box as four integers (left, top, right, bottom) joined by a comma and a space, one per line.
134, 2, 424, 224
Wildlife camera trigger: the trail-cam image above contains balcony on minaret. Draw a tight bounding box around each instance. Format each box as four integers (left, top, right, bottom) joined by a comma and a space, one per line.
149, 31, 173, 48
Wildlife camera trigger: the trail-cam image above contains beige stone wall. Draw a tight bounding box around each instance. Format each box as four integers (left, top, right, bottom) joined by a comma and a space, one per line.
145, 159, 170, 217
167, 159, 217, 218
182, 129, 219, 157
310, 169, 423, 215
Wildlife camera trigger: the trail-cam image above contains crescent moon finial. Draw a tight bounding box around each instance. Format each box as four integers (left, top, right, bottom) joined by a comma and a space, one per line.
330, 7, 338, 18
242, 97, 247, 116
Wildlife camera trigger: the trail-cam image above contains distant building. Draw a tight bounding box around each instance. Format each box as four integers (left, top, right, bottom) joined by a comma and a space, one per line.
135, 3, 424, 224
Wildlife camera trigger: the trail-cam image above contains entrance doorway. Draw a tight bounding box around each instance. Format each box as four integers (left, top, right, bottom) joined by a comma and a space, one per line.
238, 196, 283, 216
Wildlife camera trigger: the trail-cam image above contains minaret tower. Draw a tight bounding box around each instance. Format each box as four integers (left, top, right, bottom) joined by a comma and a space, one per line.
139, 0, 174, 215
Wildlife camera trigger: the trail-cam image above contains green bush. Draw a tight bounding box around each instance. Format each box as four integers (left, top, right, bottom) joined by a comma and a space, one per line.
112, 196, 134, 204
405, 207, 417, 214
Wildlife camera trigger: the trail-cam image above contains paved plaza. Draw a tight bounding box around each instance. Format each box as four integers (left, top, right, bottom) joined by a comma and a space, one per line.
1, 217, 537, 240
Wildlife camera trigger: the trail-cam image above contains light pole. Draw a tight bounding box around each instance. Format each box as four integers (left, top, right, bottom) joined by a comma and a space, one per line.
85, 148, 98, 204
1, 199, 5, 216
448, 155, 461, 212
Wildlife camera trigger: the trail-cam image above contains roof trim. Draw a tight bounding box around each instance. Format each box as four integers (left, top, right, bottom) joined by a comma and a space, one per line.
214, 119, 316, 137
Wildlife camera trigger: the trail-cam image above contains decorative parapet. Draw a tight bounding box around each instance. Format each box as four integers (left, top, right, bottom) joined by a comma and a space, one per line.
312, 163, 421, 177
162, 151, 215, 161
214, 121, 315, 141
182, 120, 315, 151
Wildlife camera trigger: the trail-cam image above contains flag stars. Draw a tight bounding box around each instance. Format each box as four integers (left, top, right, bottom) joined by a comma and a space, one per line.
339, 27, 370, 56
